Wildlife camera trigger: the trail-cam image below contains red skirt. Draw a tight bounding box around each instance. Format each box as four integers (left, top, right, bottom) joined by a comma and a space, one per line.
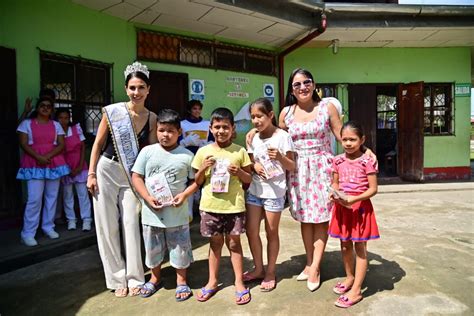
328, 199, 380, 242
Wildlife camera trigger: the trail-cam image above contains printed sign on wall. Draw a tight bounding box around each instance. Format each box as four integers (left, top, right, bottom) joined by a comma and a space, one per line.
190, 79, 205, 100
263, 83, 275, 102
226, 76, 250, 99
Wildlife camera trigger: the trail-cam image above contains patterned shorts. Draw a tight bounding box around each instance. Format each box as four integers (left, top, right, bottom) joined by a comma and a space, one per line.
142, 224, 194, 269
200, 211, 246, 237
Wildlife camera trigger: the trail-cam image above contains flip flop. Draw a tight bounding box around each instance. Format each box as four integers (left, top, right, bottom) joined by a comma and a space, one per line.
335, 295, 363, 308
333, 282, 352, 295
243, 271, 264, 283
260, 279, 276, 292
235, 288, 251, 305
140, 281, 162, 298
196, 287, 218, 302
175, 284, 193, 302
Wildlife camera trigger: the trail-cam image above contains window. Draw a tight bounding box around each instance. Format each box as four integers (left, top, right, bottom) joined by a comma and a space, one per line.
40, 51, 112, 141
423, 83, 453, 135
136, 30, 276, 76
315, 84, 337, 98
376, 86, 397, 130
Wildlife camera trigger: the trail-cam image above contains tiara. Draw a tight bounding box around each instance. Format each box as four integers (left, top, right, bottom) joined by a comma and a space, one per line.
124, 61, 149, 78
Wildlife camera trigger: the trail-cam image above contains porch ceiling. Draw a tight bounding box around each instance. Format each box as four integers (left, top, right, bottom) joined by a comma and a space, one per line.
72, 0, 474, 49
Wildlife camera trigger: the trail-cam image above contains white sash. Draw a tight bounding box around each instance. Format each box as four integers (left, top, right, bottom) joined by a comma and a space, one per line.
103, 102, 139, 186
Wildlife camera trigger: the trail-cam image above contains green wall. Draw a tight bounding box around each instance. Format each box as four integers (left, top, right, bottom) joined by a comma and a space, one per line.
1, 1, 470, 167
0, 0, 278, 145
284, 47, 471, 168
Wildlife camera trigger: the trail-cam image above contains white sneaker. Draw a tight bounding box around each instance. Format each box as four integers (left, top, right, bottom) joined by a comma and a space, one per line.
45, 230, 59, 239
82, 220, 92, 231
21, 237, 38, 247
67, 220, 77, 230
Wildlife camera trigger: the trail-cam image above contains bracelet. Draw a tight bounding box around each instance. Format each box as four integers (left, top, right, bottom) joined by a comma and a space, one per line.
87, 172, 97, 177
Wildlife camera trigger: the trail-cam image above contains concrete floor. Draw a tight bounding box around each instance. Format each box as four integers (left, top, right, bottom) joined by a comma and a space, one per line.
0, 182, 472, 316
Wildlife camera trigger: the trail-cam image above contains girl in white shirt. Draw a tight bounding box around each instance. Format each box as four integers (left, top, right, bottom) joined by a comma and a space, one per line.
244, 98, 296, 292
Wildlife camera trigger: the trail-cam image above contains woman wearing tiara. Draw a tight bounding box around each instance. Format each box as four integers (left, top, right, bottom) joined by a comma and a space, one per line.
87, 62, 158, 297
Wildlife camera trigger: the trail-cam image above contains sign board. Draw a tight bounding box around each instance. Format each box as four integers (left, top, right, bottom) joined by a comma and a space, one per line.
455, 83, 471, 97
263, 83, 275, 102
190, 79, 205, 101
227, 92, 249, 98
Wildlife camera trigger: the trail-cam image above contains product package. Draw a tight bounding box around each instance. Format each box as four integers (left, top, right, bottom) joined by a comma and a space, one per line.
329, 187, 348, 202
210, 158, 230, 193
255, 144, 284, 179
146, 172, 174, 206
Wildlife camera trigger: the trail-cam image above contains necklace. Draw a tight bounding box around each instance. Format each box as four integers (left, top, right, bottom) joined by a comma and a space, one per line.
127, 102, 148, 117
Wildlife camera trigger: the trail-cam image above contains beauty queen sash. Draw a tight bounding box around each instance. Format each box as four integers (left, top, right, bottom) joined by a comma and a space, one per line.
103, 102, 139, 187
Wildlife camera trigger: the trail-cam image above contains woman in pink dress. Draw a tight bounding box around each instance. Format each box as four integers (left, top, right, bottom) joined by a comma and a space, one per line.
278, 68, 342, 291
56, 108, 92, 231
17, 96, 70, 246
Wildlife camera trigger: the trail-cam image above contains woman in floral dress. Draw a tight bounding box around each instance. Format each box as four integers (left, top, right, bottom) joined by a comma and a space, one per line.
278, 68, 342, 291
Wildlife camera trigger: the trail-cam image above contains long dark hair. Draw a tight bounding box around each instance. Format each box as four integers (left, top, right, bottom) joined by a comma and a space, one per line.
284, 68, 321, 108
249, 97, 277, 127
29, 96, 54, 119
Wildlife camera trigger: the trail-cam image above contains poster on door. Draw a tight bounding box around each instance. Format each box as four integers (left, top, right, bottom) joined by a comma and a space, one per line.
190, 79, 205, 101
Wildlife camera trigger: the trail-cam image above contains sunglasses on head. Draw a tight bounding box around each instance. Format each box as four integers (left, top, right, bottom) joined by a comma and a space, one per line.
292, 78, 313, 90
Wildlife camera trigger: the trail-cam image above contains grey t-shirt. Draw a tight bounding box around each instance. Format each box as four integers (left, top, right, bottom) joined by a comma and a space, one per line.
132, 144, 194, 228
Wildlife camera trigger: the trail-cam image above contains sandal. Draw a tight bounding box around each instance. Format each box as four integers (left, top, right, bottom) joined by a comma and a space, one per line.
333, 282, 352, 295
196, 287, 218, 302
140, 281, 162, 298
235, 288, 251, 305
335, 295, 363, 308
175, 284, 193, 302
243, 271, 264, 283
114, 287, 128, 298
260, 279, 276, 292
129, 286, 143, 297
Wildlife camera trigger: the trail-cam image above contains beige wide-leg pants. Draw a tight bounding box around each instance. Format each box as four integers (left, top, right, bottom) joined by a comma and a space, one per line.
93, 156, 144, 290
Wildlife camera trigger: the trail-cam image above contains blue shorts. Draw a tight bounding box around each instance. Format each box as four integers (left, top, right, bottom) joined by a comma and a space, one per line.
246, 193, 285, 212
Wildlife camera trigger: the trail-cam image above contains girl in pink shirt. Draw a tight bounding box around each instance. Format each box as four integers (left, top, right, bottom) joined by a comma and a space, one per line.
328, 121, 380, 308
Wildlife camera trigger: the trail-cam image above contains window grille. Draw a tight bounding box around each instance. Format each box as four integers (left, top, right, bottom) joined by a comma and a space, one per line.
136, 29, 276, 76
179, 40, 213, 67
423, 83, 453, 135
246, 53, 274, 76
215, 47, 244, 71
40, 51, 112, 141
316, 84, 337, 98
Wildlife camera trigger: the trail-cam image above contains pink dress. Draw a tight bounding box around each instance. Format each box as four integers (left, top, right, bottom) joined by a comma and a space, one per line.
62, 124, 88, 185
17, 119, 70, 180
285, 100, 333, 223
328, 154, 380, 241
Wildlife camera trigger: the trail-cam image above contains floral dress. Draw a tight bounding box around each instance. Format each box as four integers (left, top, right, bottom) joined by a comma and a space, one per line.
284, 100, 333, 223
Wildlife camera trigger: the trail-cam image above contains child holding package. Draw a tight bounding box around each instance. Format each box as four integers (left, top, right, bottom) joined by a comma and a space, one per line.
192, 107, 253, 305
244, 98, 295, 292
131, 109, 197, 302
328, 121, 380, 308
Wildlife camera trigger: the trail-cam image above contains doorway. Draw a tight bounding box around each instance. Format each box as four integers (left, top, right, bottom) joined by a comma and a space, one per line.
375, 86, 398, 177
147, 70, 188, 117
0, 46, 22, 228
349, 84, 397, 177
348, 83, 424, 180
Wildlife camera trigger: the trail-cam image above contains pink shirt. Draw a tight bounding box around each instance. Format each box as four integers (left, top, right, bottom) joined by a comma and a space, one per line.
332, 153, 377, 194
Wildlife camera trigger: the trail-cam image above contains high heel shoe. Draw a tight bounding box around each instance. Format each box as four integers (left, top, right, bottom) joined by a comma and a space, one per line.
296, 271, 309, 281
307, 276, 321, 292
